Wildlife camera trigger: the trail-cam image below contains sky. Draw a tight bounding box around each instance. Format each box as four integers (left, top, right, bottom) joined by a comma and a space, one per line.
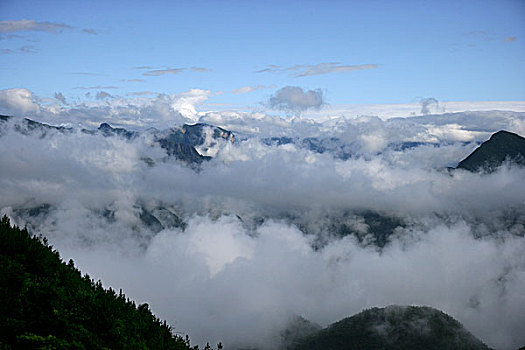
1, 0, 524, 116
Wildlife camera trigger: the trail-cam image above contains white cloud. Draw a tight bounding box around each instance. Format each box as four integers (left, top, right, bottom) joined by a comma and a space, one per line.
267, 86, 324, 114
168, 89, 212, 121
0, 88, 41, 114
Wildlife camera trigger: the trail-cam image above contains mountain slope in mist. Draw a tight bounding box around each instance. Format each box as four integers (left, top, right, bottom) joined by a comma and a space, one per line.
291, 306, 490, 350
0, 115, 234, 166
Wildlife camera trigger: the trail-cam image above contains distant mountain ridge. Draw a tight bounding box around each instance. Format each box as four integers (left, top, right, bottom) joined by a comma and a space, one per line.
0, 115, 235, 165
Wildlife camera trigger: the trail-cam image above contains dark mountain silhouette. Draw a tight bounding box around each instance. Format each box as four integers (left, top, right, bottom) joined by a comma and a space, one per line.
290, 306, 491, 350
457, 130, 525, 172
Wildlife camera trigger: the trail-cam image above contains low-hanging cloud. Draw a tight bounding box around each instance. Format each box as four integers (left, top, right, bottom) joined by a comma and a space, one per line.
0, 114, 525, 349
420, 97, 441, 114
267, 86, 324, 114
96, 91, 113, 100
0, 87, 216, 127
54, 92, 67, 104
0, 88, 40, 115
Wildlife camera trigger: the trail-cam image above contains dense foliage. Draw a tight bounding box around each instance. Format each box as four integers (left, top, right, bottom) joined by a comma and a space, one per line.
0, 215, 194, 350
291, 306, 491, 350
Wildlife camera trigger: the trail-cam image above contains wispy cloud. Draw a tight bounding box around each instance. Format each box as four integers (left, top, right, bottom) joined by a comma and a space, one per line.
0, 34, 25, 40
233, 84, 276, 94
143, 68, 185, 76
190, 66, 212, 72
257, 62, 378, 77
54, 92, 66, 104
67, 72, 108, 77
504, 37, 517, 43
137, 66, 212, 76
0, 19, 96, 36
96, 91, 112, 100
419, 97, 444, 115
74, 86, 119, 90
0, 45, 38, 54
126, 91, 157, 96
120, 79, 145, 82
0, 19, 74, 34
464, 30, 501, 42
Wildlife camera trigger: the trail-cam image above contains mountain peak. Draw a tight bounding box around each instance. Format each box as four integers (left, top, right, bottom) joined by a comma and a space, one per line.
457, 130, 525, 172
292, 305, 490, 350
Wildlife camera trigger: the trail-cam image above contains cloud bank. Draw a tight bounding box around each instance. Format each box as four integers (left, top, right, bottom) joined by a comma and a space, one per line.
1, 96, 525, 349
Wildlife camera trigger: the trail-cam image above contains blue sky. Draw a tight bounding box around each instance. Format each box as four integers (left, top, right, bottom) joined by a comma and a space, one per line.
1, 0, 524, 112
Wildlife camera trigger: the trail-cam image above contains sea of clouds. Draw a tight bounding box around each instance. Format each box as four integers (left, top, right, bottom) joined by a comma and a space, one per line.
1, 88, 525, 349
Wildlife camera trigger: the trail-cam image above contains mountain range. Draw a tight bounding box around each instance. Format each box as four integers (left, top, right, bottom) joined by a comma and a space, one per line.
2, 115, 525, 172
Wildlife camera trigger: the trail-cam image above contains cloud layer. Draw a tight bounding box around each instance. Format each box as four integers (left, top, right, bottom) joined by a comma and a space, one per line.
0, 96, 525, 349
1, 89, 525, 349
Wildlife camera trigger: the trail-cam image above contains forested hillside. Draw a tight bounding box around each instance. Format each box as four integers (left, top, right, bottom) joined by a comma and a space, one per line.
0, 215, 196, 350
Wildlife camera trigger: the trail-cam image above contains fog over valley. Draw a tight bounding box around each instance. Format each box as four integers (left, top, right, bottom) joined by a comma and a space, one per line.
1, 106, 524, 349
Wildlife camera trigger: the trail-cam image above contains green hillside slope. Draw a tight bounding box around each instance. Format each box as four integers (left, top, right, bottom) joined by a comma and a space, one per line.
0, 215, 194, 350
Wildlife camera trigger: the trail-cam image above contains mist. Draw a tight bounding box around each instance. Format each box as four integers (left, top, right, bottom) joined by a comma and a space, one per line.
1, 110, 525, 349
